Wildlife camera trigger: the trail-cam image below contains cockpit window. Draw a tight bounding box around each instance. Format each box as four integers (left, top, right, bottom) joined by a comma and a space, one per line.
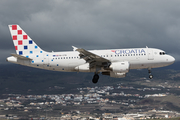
159, 52, 166, 55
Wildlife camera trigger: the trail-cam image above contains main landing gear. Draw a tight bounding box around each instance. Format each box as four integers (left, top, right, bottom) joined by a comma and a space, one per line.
148, 68, 153, 79
92, 74, 99, 84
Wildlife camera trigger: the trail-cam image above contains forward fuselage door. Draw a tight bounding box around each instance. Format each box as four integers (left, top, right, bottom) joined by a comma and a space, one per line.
147, 49, 154, 60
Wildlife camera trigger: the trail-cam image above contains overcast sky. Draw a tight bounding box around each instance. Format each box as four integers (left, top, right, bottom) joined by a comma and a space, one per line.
1, 0, 180, 64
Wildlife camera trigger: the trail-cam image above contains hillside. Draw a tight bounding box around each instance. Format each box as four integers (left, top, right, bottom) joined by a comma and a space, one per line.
0, 63, 180, 95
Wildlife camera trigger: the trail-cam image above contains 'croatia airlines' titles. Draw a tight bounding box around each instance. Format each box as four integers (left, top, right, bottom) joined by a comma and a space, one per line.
112, 49, 146, 54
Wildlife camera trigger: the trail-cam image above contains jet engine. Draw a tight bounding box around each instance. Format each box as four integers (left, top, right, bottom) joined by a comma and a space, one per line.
102, 61, 129, 78
109, 61, 129, 73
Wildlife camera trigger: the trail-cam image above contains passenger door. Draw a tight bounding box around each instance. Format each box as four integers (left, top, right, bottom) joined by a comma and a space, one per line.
147, 49, 154, 60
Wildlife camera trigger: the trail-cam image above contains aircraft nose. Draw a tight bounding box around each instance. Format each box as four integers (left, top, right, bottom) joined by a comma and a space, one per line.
167, 55, 175, 64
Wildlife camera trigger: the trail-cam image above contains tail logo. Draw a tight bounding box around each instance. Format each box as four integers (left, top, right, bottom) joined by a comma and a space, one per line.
9, 25, 42, 56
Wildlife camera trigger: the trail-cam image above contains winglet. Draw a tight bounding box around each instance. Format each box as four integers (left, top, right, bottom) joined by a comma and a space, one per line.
72, 46, 78, 51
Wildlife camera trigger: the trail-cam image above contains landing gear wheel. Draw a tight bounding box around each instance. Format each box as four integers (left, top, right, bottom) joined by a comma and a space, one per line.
149, 75, 153, 79
148, 68, 153, 79
92, 74, 99, 84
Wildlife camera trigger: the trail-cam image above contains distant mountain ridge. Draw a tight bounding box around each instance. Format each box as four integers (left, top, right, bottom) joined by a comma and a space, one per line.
0, 63, 179, 95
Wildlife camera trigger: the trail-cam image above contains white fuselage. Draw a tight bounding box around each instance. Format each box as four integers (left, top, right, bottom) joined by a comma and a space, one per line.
7, 47, 175, 73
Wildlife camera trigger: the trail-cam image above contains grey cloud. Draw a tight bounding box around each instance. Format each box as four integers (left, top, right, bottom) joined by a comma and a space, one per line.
0, 0, 52, 24
1, 0, 180, 63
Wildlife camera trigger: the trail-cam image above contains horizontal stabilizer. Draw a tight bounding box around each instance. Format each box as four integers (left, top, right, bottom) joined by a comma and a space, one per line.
11, 53, 32, 60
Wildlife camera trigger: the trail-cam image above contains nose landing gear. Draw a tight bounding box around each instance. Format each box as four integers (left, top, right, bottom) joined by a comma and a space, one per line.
148, 68, 153, 79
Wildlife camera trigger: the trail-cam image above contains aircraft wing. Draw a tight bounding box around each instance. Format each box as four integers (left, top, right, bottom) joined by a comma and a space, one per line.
76, 48, 110, 66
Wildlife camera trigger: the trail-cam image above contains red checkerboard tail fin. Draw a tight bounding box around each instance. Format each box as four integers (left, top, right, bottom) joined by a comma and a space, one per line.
8, 25, 44, 56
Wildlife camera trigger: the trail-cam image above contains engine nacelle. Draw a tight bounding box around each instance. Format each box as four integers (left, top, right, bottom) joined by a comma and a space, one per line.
109, 61, 129, 73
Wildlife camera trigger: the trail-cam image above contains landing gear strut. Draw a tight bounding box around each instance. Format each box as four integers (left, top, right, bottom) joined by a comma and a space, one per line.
92, 74, 99, 84
148, 68, 153, 79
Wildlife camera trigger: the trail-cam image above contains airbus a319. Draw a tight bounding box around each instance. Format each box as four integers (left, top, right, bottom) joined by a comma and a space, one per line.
7, 25, 175, 83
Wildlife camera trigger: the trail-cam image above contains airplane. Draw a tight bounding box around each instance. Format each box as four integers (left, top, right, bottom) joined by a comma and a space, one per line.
6, 25, 175, 83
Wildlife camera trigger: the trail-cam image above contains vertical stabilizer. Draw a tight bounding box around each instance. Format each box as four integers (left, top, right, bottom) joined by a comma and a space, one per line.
8, 25, 44, 57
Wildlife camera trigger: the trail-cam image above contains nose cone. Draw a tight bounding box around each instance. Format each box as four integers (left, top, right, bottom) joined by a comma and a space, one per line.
168, 56, 175, 65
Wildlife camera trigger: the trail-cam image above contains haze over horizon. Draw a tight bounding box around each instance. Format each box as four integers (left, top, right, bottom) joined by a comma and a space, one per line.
1, 0, 180, 64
